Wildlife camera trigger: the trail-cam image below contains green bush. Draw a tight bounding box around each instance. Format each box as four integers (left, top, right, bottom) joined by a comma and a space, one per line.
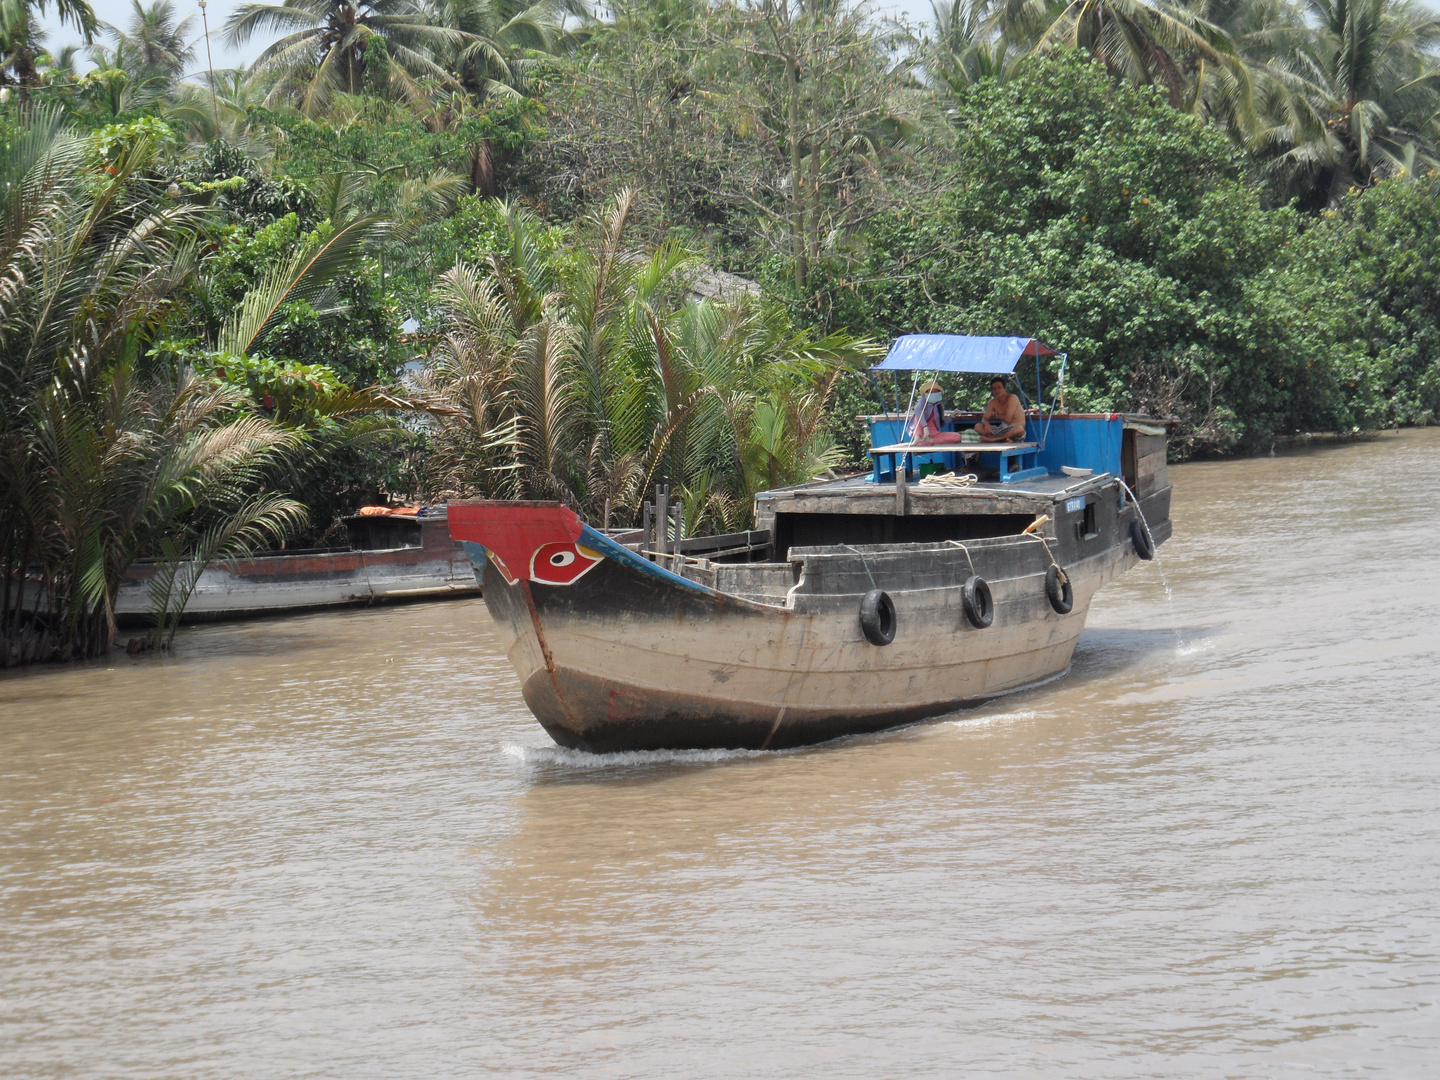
805, 52, 1388, 456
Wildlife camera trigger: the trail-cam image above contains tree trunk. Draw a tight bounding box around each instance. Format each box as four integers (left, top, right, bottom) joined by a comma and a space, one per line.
13, 44, 38, 103
472, 138, 497, 198
787, 53, 807, 292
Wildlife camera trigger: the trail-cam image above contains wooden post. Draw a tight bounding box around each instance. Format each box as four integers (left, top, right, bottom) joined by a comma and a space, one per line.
672, 502, 684, 573
655, 486, 669, 558
642, 500, 653, 560
895, 453, 907, 516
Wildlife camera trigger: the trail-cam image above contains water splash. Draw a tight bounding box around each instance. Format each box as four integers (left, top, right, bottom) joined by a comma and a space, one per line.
1118, 477, 1186, 653
947, 709, 1037, 730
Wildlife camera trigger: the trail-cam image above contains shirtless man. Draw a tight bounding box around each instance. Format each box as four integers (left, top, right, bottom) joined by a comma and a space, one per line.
976, 377, 1026, 442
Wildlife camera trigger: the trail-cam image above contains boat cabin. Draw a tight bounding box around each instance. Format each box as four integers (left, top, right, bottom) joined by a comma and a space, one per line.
629, 335, 1171, 591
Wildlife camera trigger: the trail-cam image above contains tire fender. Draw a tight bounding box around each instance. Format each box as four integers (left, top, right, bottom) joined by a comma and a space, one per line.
962, 575, 993, 629
1045, 564, 1074, 615
1131, 518, 1156, 561
859, 588, 896, 646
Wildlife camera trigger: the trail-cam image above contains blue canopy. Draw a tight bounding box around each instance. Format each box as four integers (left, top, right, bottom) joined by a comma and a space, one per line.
872, 334, 1054, 375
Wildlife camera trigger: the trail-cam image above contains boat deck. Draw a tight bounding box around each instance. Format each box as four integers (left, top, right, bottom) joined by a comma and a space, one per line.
739, 470, 1123, 569
755, 470, 1110, 517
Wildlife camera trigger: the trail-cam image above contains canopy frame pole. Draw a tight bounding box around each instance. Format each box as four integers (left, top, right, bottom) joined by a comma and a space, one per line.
1035, 352, 1044, 449
1011, 374, 1031, 411
901, 371, 920, 443
1041, 352, 1067, 446
866, 370, 886, 416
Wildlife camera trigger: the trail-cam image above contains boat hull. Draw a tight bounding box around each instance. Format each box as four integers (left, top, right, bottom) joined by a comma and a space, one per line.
115, 514, 477, 625
463, 512, 1137, 752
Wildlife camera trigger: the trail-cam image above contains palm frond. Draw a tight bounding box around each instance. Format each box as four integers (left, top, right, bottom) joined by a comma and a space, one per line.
217, 216, 390, 358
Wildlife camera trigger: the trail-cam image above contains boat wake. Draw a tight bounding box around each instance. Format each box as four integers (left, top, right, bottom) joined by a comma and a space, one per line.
502, 742, 782, 771
947, 709, 1037, 730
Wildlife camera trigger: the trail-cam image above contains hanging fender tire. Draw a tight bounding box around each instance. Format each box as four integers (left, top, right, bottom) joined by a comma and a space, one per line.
961, 575, 993, 629
1045, 564, 1074, 615
859, 589, 896, 646
1131, 518, 1156, 561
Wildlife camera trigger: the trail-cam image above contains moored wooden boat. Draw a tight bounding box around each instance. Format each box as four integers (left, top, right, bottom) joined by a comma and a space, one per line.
115, 508, 478, 625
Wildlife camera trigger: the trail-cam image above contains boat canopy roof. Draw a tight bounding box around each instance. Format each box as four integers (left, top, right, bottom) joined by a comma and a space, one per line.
872, 334, 1055, 375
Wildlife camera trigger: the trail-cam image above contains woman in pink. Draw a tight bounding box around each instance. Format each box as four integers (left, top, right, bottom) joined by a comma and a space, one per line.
907, 380, 964, 444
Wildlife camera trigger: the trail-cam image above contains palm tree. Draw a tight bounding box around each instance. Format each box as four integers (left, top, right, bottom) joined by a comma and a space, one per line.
0, 106, 429, 662
1026, 0, 1244, 106
421, 0, 575, 101
111, 0, 196, 83
1257, 0, 1440, 206
419, 0, 579, 192
0, 106, 306, 662
224, 0, 470, 115
420, 192, 878, 529
926, 0, 1033, 92
0, 0, 97, 90
79, 39, 150, 115
168, 67, 271, 142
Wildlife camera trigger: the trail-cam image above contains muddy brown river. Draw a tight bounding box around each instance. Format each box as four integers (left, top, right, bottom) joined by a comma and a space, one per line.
3, 431, 1438, 1077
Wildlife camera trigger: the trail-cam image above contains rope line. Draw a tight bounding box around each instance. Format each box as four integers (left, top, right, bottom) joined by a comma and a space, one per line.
840, 544, 878, 591
1026, 532, 1061, 571
943, 540, 977, 575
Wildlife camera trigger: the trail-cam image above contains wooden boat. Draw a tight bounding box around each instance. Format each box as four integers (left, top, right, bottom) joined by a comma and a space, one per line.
448, 336, 1172, 752
115, 507, 478, 625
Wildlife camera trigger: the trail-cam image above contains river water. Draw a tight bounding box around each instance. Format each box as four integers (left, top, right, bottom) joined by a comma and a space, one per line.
3, 431, 1438, 1078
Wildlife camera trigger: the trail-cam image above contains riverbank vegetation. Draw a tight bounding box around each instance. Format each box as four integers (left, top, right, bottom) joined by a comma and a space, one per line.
3, 0, 1439, 660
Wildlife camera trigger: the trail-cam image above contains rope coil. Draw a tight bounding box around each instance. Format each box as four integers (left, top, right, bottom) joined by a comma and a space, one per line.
919, 472, 978, 489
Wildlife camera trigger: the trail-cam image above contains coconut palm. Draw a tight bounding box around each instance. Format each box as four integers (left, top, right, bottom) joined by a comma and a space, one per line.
421, 0, 576, 100
1256, 0, 1440, 206
1026, 0, 1245, 105
0, 0, 97, 89
168, 67, 272, 142
81, 39, 165, 115
1171, 0, 1297, 131
109, 0, 196, 84
224, 0, 470, 115
926, 0, 1034, 92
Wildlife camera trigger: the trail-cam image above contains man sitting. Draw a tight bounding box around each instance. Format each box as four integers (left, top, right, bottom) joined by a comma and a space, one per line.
975, 377, 1026, 442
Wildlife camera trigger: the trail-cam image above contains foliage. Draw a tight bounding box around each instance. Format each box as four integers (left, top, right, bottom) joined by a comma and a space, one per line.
417, 192, 879, 530
515, 0, 942, 282
4, 0, 1440, 666
1269, 178, 1440, 426
1, 0, 98, 89
168, 140, 319, 229
223, 0, 570, 117
806, 52, 1344, 455
0, 107, 306, 662
1256, 0, 1440, 208
250, 94, 536, 309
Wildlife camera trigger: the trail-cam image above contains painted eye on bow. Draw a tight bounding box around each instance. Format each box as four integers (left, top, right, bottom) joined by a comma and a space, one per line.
530, 541, 603, 585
